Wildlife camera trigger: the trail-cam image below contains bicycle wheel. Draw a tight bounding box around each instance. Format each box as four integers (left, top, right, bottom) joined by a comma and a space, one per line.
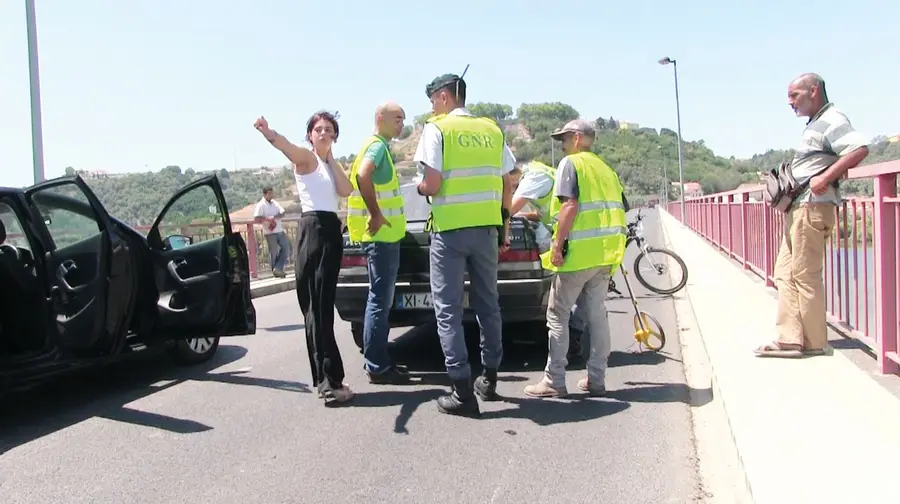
633, 247, 688, 295
633, 311, 666, 352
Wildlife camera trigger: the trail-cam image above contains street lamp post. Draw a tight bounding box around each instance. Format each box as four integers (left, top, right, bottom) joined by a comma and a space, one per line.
551, 140, 556, 167
658, 56, 685, 223
656, 145, 668, 206
26, 0, 46, 184
664, 158, 668, 205
661, 159, 668, 205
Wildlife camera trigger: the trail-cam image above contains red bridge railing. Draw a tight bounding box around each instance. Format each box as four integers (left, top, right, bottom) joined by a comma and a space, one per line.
665, 160, 900, 374
132, 211, 347, 281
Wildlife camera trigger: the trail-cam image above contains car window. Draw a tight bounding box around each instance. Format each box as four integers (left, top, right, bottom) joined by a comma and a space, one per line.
400, 183, 431, 222
0, 201, 32, 253
30, 184, 102, 249
155, 184, 225, 245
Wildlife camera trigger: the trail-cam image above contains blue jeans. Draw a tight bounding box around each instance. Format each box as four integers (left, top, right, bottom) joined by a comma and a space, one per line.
363, 241, 401, 374
264, 231, 291, 271
430, 227, 503, 381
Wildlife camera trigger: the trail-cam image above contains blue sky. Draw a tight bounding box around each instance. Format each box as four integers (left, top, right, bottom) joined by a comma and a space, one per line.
2, 0, 897, 188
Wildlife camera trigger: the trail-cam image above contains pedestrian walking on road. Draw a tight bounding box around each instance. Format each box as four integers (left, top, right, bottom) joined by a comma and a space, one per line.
754, 73, 869, 358
253, 187, 291, 278
347, 102, 411, 384
254, 112, 356, 404
509, 161, 597, 365
414, 73, 517, 417
524, 119, 627, 398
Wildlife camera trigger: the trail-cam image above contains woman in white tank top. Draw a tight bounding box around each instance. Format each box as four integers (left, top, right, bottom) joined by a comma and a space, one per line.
253, 111, 355, 404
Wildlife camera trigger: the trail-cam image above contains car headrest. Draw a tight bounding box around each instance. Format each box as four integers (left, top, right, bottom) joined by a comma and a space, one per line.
0, 219, 6, 244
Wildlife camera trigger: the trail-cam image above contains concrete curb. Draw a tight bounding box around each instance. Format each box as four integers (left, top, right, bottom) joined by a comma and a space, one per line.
249, 278, 296, 299
655, 212, 755, 504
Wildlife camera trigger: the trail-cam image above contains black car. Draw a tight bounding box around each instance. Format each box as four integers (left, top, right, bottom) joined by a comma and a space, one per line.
0, 174, 256, 392
335, 184, 553, 349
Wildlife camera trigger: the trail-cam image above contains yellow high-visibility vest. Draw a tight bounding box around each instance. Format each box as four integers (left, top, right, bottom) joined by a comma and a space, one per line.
347, 136, 406, 243
541, 151, 627, 272
427, 114, 505, 232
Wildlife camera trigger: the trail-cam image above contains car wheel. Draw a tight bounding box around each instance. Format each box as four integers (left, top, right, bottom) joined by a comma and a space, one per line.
351, 323, 364, 352
170, 336, 220, 364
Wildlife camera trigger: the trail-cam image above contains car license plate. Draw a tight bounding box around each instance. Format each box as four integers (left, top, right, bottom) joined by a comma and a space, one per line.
394, 292, 469, 309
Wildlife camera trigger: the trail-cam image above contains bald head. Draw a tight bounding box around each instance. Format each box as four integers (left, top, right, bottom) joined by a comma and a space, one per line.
792, 73, 828, 96
788, 72, 829, 118
375, 101, 406, 140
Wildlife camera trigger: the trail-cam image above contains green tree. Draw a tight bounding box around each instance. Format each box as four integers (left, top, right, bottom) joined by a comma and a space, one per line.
468, 102, 513, 123
517, 102, 580, 125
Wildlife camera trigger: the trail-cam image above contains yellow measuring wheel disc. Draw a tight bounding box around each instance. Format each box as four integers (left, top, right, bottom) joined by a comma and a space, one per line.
632, 312, 666, 352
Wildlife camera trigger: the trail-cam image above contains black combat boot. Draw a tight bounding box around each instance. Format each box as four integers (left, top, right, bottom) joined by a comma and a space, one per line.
474, 368, 500, 401
436, 377, 481, 417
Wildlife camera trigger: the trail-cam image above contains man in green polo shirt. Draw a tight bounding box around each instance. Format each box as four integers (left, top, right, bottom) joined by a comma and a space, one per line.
347, 101, 410, 384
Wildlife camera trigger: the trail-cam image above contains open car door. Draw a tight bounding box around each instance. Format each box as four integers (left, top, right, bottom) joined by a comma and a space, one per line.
24, 176, 121, 355
146, 175, 255, 340
0, 192, 52, 360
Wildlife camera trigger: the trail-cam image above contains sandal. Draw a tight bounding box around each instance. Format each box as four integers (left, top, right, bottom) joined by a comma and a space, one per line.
318, 384, 354, 404
753, 341, 803, 358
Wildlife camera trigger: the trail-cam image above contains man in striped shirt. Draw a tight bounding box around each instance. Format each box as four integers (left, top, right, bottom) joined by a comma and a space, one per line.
755, 73, 869, 358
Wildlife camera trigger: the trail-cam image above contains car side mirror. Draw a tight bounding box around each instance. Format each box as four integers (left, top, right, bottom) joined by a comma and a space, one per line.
164, 235, 193, 250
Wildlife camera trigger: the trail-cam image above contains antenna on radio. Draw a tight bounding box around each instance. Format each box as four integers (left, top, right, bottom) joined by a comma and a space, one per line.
456, 64, 470, 101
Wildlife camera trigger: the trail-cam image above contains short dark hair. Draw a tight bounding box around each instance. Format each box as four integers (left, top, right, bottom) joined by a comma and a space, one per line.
426, 75, 467, 105
262, 186, 274, 194
439, 80, 466, 105
306, 110, 340, 143
449, 81, 466, 104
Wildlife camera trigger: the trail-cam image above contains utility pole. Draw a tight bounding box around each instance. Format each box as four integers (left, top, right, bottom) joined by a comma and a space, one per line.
26, 0, 46, 183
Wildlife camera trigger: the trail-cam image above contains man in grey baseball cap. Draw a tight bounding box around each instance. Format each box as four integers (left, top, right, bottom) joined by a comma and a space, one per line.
525, 116, 629, 398
550, 119, 597, 140
550, 118, 614, 366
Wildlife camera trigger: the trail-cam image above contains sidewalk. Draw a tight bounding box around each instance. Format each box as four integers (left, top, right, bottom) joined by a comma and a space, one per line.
249, 274, 295, 299
658, 210, 900, 504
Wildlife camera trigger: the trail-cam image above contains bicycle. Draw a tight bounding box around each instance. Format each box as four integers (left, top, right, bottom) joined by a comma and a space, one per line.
619, 208, 689, 296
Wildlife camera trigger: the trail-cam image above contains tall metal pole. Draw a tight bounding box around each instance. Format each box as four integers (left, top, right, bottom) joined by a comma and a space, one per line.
660, 163, 665, 205
663, 158, 669, 205
26, 0, 46, 184
672, 60, 686, 223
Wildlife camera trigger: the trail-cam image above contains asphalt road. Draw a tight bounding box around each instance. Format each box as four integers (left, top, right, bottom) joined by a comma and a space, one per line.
0, 210, 706, 504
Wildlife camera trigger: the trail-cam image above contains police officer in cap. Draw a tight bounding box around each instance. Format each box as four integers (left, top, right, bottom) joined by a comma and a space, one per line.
414, 73, 517, 417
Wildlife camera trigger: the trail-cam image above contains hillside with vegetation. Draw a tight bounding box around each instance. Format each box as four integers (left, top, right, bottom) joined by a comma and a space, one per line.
390, 102, 900, 202
726, 135, 900, 196
62, 165, 299, 226
58, 101, 898, 226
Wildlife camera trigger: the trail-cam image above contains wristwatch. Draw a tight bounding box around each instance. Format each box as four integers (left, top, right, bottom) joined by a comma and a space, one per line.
501, 208, 510, 221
